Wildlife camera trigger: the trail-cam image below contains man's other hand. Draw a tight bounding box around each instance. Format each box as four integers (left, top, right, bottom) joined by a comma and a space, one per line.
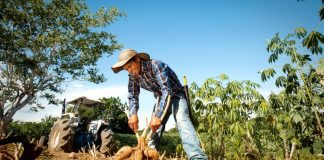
128, 114, 139, 133
149, 116, 161, 132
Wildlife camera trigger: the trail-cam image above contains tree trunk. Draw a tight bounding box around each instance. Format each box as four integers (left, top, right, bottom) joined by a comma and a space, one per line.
0, 94, 34, 136
313, 109, 324, 139
220, 125, 225, 160
0, 118, 10, 137
210, 134, 214, 160
283, 140, 290, 160
244, 129, 260, 159
289, 142, 296, 160
0, 100, 5, 137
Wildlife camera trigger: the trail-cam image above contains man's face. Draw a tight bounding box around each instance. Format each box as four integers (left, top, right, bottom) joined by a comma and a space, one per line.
123, 57, 141, 76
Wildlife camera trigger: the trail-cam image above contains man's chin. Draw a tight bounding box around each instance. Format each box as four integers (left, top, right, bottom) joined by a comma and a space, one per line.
134, 71, 140, 76
131, 73, 139, 77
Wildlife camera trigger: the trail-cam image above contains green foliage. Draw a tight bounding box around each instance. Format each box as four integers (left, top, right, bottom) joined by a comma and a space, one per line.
295, 27, 307, 39
320, 5, 324, 21
99, 97, 133, 134
166, 127, 178, 133
68, 97, 133, 134
114, 133, 137, 149
159, 132, 182, 157
8, 116, 57, 139
0, 0, 125, 132
260, 68, 276, 82
262, 27, 323, 125
190, 74, 264, 159
303, 31, 324, 54
316, 58, 324, 75
259, 23, 323, 159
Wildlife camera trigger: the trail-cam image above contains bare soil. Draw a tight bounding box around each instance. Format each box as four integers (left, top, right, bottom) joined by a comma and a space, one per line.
0, 143, 185, 160
0, 143, 112, 160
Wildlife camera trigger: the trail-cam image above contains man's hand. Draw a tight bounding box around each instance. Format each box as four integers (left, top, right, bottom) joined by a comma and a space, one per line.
128, 114, 139, 133
149, 116, 161, 132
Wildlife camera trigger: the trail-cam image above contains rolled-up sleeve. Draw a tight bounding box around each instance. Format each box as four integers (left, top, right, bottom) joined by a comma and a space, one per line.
152, 62, 172, 118
128, 75, 140, 116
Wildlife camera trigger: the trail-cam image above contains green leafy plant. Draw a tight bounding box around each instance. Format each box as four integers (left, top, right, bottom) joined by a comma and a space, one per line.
0, 0, 125, 134
259, 26, 323, 159
190, 74, 264, 159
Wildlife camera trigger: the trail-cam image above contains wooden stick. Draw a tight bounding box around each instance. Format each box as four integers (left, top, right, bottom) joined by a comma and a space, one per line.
145, 95, 172, 141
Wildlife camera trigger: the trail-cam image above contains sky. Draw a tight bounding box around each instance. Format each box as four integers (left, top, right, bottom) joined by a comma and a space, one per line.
13, 0, 323, 130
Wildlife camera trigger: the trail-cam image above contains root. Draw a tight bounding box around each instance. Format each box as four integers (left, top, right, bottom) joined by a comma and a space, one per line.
143, 148, 159, 160
114, 95, 170, 159
113, 146, 132, 160
113, 145, 160, 160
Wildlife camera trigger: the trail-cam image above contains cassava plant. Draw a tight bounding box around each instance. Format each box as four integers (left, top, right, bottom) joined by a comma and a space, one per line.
190, 74, 265, 159
259, 27, 323, 159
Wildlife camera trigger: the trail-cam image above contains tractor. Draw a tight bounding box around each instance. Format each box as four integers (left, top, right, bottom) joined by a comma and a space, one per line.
48, 96, 116, 155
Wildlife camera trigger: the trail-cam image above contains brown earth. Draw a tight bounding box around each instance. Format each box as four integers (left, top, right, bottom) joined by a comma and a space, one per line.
0, 143, 185, 160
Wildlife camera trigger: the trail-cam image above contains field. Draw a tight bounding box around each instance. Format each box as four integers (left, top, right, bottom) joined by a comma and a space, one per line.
0, 132, 186, 160
1, 131, 323, 160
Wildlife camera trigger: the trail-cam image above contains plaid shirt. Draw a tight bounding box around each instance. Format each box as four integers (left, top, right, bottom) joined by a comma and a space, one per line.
128, 59, 184, 118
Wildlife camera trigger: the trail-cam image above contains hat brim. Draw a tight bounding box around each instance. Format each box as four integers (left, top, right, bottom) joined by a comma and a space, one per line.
111, 52, 150, 73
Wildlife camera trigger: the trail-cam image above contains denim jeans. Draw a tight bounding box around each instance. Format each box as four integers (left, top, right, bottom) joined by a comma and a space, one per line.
148, 94, 208, 160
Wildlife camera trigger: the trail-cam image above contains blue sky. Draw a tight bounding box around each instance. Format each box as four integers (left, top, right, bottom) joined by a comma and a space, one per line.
14, 0, 323, 130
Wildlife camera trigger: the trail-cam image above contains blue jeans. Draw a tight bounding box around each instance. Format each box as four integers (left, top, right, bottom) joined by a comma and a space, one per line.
148, 94, 208, 160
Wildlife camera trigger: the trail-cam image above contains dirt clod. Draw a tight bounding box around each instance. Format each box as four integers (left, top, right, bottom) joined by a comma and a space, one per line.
68, 152, 76, 159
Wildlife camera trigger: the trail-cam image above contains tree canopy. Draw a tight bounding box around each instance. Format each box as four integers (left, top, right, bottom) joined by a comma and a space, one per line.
0, 0, 125, 133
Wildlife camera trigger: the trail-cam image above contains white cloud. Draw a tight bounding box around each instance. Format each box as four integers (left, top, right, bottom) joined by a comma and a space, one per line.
70, 83, 84, 89
58, 83, 128, 102
14, 83, 128, 122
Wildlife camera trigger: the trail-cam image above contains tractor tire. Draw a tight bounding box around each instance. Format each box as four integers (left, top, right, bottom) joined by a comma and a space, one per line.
48, 118, 74, 152
99, 128, 116, 155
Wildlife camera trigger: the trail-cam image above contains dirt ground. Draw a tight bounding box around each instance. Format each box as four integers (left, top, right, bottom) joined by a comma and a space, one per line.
37, 150, 112, 160
0, 143, 113, 160
0, 143, 184, 160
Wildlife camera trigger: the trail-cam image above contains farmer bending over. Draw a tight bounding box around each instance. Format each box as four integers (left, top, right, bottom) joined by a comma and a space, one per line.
111, 49, 207, 160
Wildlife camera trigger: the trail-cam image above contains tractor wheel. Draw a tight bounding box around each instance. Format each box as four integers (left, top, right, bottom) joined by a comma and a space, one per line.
99, 128, 116, 155
48, 118, 74, 152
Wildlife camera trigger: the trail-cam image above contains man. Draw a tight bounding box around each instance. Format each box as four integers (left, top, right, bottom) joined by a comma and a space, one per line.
111, 49, 207, 160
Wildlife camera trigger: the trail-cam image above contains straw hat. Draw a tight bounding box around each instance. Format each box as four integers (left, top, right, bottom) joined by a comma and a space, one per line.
111, 49, 150, 73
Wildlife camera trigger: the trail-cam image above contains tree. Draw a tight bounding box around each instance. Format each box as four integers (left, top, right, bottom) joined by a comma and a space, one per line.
66, 97, 132, 134
0, 0, 125, 135
99, 97, 132, 134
